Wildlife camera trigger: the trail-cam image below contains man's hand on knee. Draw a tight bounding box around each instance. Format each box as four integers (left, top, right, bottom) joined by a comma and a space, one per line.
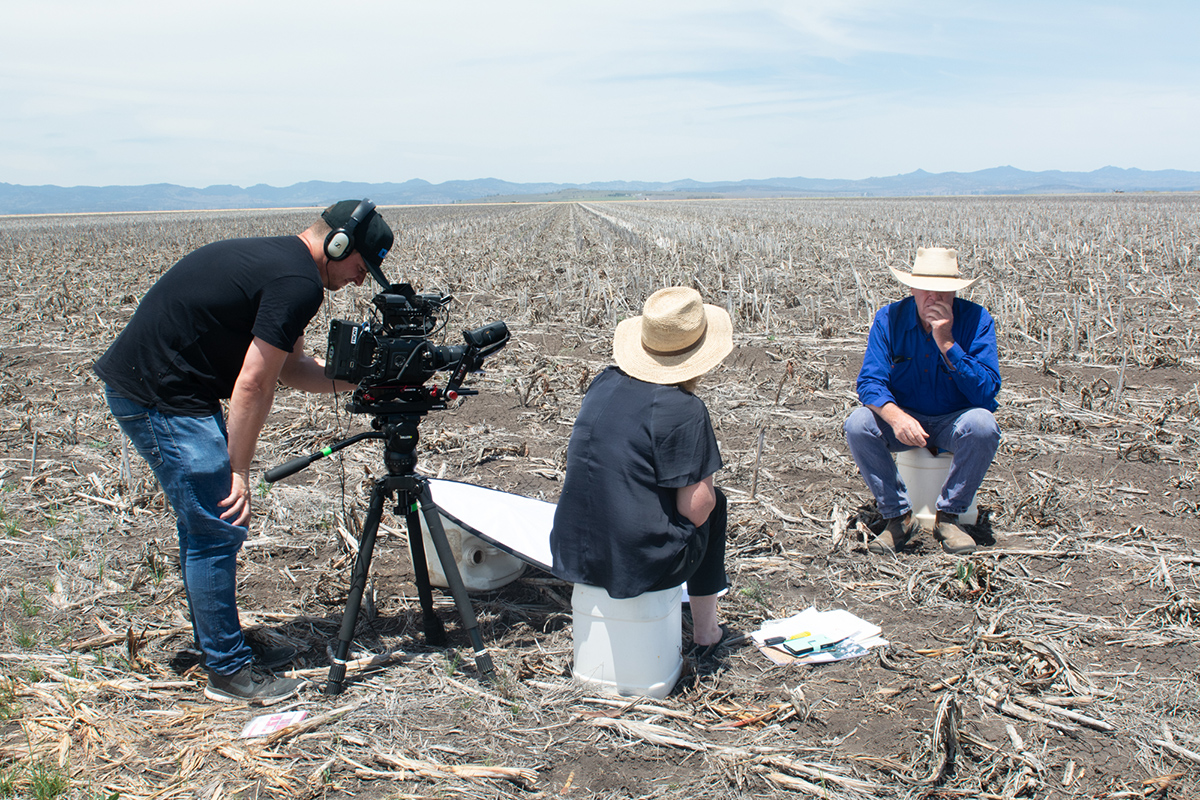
878, 403, 928, 447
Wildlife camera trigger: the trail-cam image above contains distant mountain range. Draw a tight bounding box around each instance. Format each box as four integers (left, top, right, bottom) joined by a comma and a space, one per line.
3, 166, 1198, 214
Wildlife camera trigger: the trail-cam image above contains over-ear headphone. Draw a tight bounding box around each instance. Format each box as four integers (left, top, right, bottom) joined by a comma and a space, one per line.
324, 199, 376, 261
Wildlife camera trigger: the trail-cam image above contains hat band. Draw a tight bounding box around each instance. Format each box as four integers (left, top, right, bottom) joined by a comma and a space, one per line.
642, 326, 706, 357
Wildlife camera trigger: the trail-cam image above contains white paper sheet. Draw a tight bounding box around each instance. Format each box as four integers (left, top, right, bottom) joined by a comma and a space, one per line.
752, 607, 888, 666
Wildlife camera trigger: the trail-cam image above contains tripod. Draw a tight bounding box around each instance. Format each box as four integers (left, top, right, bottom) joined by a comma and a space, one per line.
266, 406, 496, 694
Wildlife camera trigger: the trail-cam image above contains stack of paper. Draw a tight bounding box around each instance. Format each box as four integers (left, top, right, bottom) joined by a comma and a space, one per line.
752, 607, 887, 666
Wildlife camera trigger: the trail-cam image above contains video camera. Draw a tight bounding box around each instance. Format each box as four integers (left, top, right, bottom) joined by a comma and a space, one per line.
325, 283, 508, 409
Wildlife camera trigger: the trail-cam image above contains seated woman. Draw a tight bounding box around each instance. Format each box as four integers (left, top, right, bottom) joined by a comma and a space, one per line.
550, 286, 733, 656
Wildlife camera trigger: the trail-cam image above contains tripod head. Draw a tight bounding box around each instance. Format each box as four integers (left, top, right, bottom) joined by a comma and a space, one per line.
346, 382, 470, 417
263, 405, 430, 483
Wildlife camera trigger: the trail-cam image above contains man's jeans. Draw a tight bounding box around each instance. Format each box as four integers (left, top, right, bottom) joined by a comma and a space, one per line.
844, 406, 1000, 520
105, 387, 252, 675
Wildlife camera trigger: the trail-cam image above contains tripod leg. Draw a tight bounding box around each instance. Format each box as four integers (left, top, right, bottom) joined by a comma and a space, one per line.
327, 481, 386, 695
404, 495, 447, 645
417, 485, 496, 680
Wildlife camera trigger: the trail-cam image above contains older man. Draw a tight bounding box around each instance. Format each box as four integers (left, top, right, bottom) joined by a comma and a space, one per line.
844, 247, 1001, 555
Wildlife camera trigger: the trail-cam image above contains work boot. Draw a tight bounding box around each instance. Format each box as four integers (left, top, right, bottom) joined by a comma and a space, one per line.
868, 512, 914, 554
934, 511, 976, 555
204, 664, 305, 706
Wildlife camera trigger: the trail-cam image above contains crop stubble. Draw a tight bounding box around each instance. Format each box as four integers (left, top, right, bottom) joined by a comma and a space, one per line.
0, 196, 1197, 799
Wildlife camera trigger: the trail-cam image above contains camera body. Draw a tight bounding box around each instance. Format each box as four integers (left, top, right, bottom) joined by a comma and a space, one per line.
325, 283, 508, 403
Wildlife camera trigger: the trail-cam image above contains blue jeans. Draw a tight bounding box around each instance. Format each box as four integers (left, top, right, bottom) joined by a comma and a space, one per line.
844, 406, 1000, 520
105, 387, 251, 675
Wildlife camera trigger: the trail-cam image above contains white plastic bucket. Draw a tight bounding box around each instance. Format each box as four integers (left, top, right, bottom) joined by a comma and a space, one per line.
416, 512, 527, 593
895, 448, 978, 529
571, 583, 683, 699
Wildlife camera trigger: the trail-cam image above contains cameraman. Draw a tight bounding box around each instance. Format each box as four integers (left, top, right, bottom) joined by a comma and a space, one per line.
94, 200, 393, 705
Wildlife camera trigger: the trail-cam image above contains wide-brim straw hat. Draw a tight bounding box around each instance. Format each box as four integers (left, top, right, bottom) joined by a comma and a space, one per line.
889, 247, 982, 292
613, 287, 733, 385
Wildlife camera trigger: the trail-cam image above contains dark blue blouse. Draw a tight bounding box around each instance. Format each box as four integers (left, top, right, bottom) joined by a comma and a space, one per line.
550, 367, 722, 598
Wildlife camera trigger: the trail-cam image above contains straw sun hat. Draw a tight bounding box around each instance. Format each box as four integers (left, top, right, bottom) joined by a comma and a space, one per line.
889, 247, 982, 292
613, 287, 733, 385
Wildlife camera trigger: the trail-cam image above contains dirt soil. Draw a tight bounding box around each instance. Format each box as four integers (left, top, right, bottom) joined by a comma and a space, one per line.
0, 197, 1198, 799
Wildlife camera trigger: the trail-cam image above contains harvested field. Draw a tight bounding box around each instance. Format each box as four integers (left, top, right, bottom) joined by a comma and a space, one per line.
1, 195, 1198, 799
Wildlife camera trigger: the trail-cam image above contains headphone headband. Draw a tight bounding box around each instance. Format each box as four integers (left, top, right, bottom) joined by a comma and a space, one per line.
324, 199, 377, 262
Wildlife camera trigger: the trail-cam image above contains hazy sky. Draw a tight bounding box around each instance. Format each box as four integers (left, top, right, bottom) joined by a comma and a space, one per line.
4, 1, 1197, 188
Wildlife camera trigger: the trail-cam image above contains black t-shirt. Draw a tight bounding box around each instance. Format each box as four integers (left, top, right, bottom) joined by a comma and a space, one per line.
549, 366, 723, 598
94, 236, 324, 415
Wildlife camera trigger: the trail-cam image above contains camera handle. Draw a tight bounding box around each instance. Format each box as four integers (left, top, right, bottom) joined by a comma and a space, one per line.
265, 416, 496, 694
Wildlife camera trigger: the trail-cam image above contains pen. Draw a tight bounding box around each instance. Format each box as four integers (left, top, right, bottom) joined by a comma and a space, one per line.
788, 636, 849, 656
763, 631, 811, 647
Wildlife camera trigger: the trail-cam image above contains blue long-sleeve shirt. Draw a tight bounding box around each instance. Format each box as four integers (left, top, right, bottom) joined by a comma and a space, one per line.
856, 296, 1000, 415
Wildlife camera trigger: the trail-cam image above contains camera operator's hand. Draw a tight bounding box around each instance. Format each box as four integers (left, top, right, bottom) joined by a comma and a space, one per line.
219, 471, 252, 527
223, 337, 290, 529
279, 334, 358, 393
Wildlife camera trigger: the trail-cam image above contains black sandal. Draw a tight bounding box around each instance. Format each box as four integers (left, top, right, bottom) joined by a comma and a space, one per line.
687, 625, 732, 660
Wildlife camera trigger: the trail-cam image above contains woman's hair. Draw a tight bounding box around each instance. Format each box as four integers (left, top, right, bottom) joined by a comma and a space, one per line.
677, 376, 700, 394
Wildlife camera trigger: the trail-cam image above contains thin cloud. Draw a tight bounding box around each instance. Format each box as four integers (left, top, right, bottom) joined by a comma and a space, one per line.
1, 1, 1196, 186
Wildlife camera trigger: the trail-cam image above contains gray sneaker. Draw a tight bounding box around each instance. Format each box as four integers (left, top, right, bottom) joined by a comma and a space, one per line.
249, 641, 299, 670
205, 665, 305, 705
196, 639, 299, 671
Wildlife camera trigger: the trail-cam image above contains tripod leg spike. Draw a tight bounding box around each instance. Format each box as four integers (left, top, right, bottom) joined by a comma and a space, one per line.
418, 484, 496, 681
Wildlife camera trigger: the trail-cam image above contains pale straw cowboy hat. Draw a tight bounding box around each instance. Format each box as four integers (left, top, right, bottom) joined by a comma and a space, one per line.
613, 287, 733, 385
889, 247, 982, 292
